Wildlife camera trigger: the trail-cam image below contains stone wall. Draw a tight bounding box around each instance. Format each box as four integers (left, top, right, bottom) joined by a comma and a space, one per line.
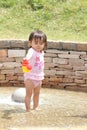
0, 40, 87, 92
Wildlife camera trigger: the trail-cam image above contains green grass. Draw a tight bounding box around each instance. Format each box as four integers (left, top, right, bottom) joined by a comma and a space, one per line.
0, 0, 87, 42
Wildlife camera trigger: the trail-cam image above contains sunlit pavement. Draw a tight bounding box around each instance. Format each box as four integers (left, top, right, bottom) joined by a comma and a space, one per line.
0, 87, 87, 130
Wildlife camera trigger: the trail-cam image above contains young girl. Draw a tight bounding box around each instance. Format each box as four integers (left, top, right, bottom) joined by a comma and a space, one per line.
23, 30, 47, 112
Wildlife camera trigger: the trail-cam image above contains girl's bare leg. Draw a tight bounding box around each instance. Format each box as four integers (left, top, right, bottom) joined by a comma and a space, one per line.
33, 83, 41, 110
24, 79, 33, 112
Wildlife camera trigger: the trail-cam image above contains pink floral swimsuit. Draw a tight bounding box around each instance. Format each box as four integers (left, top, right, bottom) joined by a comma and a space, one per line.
24, 48, 44, 87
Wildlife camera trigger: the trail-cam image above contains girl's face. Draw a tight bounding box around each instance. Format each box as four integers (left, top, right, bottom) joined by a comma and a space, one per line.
30, 38, 45, 52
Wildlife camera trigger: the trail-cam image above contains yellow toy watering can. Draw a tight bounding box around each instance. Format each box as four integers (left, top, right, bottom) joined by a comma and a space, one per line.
22, 59, 32, 73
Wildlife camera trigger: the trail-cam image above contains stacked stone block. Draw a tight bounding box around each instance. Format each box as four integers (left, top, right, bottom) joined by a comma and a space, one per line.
0, 40, 87, 92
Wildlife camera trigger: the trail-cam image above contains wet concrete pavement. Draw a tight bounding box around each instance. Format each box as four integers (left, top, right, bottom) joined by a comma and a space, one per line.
0, 87, 87, 130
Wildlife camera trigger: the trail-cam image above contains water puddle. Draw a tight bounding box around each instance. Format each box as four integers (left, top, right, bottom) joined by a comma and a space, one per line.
0, 93, 46, 107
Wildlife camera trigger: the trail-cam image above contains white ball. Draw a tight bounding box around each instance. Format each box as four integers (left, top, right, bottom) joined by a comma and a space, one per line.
12, 88, 26, 103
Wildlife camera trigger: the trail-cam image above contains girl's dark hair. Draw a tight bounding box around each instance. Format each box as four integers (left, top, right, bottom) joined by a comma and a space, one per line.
28, 30, 47, 49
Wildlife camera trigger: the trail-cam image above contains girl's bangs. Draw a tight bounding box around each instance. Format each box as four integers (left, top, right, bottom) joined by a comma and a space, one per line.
33, 34, 46, 43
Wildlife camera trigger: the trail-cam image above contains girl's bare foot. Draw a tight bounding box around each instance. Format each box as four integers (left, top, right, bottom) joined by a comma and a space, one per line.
26, 109, 31, 112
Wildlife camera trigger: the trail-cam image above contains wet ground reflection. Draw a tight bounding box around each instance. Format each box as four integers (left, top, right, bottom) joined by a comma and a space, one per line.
0, 87, 87, 130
